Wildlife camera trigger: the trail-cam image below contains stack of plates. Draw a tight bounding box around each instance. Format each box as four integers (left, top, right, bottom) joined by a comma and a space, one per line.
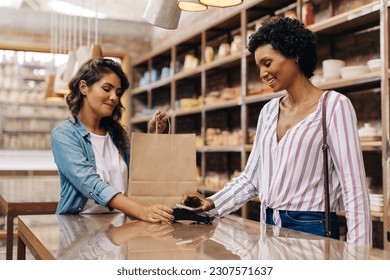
369, 193, 383, 212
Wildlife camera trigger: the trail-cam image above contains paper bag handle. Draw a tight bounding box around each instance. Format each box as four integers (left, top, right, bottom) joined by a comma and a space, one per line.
155, 114, 171, 134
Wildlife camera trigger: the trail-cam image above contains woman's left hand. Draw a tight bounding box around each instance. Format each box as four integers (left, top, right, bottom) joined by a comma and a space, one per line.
148, 111, 168, 133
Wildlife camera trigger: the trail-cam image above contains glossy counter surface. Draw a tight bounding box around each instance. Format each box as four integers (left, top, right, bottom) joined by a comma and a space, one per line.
18, 213, 390, 260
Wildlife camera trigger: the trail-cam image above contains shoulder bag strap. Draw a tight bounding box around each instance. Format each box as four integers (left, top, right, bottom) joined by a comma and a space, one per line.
322, 90, 331, 237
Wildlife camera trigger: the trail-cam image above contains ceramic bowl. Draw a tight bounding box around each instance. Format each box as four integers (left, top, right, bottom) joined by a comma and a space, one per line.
367, 59, 381, 72
339, 65, 369, 79
358, 123, 378, 137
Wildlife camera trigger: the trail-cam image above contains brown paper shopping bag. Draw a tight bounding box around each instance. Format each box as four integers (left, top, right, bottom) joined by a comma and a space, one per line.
128, 132, 197, 207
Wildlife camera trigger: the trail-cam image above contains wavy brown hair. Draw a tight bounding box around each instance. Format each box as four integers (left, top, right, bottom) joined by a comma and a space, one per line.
66, 58, 130, 155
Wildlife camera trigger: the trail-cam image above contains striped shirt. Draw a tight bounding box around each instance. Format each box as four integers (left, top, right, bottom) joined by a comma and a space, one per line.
210, 90, 371, 246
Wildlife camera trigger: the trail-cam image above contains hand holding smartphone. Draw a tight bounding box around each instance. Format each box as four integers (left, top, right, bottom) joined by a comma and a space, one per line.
175, 203, 202, 212
176, 197, 203, 212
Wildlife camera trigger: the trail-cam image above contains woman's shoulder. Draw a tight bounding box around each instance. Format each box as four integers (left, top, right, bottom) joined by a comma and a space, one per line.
260, 95, 283, 115
325, 90, 355, 114
52, 117, 83, 139
52, 118, 73, 133
326, 90, 349, 102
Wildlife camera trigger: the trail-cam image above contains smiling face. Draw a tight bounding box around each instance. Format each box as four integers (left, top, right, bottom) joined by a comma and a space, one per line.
254, 44, 300, 92
79, 71, 122, 120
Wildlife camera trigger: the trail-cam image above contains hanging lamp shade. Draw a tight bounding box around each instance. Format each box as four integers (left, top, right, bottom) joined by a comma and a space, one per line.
54, 64, 70, 96
91, 43, 103, 59
143, 0, 182, 30
177, 0, 208, 11
45, 74, 64, 101
199, 0, 243, 8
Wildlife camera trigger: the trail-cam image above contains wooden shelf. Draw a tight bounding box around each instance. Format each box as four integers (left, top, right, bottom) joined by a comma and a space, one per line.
308, 2, 380, 35
202, 145, 242, 152
130, 116, 151, 124
203, 99, 242, 111
317, 71, 381, 90
361, 141, 382, 151
244, 91, 286, 104
337, 210, 383, 222
175, 107, 202, 116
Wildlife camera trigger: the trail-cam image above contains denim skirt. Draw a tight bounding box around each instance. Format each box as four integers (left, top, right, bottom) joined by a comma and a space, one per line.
266, 208, 340, 240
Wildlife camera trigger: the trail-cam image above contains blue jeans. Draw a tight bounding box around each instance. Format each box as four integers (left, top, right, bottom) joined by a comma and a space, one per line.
266, 208, 340, 240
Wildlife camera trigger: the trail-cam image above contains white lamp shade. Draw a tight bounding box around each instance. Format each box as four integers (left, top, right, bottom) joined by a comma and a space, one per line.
177, 0, 208, 12
199, 0, 243, 8
143, 0, 182, 30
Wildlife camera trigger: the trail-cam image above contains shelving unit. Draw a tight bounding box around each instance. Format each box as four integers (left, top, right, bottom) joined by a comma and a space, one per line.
129, 0, 389, 249
0, 49, 68, 150
0, 101, 68, 150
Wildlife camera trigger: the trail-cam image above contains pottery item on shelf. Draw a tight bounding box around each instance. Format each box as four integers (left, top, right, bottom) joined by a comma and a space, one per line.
230, 35, 242, 54
205, 46, 214, 63
339, 65, 369, 79
358, 123, 378, 138
302, 3, 314, 26
367, 59, 381, 72
369, 193, 384, 212
160, 67, 171, 79
179, 98, 201, 108
322, 59, 345, 79
151, 69, 159, 82
183, 54, 199, 71
217, 43, 230, 58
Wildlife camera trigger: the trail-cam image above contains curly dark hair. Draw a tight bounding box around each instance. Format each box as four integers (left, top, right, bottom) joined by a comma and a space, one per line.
67, 58, 130, 155
248, 17, 318, 78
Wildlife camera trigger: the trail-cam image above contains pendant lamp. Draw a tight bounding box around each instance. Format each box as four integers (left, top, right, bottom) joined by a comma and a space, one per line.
45, 9, 64, 101
199, 0, 243, 8
143, 0, 182, 30
45, 73, 64, 101
90, 0, 103, 59
177, 0, 208, 12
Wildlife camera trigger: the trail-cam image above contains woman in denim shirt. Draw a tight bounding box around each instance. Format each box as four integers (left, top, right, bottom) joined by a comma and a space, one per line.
52, 58, 174, 223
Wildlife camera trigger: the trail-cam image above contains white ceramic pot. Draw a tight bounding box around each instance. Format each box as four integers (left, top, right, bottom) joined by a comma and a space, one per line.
322, 59, 345, 79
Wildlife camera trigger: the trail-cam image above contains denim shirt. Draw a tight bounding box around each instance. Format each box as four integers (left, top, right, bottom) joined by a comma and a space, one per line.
51, 116, 130, 214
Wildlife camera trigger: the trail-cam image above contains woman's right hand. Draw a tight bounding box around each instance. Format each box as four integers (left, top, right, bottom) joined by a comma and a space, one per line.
138, 204, 174, 224
148, 111, 168, 133
181, 192, 215, 212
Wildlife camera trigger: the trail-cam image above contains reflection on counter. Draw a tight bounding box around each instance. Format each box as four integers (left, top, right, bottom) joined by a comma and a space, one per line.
22, 213, 390, 260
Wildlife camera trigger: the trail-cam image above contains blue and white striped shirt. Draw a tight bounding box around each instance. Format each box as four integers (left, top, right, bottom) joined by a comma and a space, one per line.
210, 91, 371, 246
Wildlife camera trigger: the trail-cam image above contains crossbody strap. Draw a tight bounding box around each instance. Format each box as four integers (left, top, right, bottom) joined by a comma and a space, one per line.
322, 90, 331, 237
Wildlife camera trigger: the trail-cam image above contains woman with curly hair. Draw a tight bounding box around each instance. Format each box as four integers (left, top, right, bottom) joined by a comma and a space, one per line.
52, 58, 173, 223
183, 17, 371, 245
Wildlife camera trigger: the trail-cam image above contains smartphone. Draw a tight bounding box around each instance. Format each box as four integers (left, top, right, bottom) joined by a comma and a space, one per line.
176, 197, 203, 211
175, 203, 202, 212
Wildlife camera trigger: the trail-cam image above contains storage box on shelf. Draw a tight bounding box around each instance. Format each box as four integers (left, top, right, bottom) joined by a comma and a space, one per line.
129, 0, 390, 249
